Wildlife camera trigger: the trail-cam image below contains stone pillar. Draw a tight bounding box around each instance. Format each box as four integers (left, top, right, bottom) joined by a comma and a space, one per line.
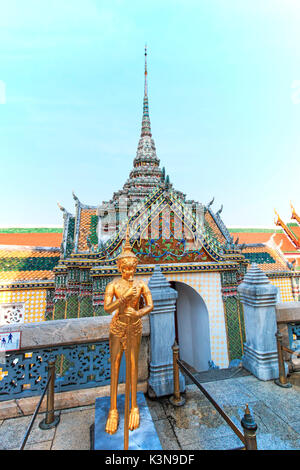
148, 265, 185, 397
238, 263, 281, 381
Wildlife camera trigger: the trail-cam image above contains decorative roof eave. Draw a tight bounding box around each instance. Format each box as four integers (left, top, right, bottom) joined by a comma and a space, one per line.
275, 209, 300, 249
266, 271, 300, 279
90, 261, 242, 278
54, 187, 247, 268
72, 191, 98, 253
291, 202, 300, 226
205, 198, 232, 243
0, 280, 55, 290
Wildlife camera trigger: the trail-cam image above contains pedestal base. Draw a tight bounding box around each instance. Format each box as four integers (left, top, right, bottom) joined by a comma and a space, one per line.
93, 392, 162, 450
242, 344, 287, 381
148, 364, 185, 397
274, 378, 292, 388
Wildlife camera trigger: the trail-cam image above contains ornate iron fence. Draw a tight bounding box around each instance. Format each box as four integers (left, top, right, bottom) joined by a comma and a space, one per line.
0, 340, 126, 401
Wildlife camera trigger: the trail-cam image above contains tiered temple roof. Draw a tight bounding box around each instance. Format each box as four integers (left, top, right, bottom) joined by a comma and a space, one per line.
228, 204, 300, 271
0, 228, 63, 248
0, 245, 60, 287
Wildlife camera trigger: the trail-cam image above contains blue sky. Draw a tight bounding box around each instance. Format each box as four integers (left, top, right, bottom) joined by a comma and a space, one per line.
0, 0, 299, 227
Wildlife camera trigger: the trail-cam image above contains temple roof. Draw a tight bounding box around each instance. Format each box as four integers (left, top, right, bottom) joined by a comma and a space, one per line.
0, 245, 60, 284
241, 245, 289, 273
229, 227, 300, 253
103, 47, 182, 207
0, 228, 62, 248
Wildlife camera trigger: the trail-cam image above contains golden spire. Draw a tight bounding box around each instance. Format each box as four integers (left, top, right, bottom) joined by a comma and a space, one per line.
117, 226, 138, 261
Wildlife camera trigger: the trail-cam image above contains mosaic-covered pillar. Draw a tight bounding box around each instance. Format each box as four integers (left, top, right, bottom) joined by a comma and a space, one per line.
92, 276, 112, 316
221, 270, 245, 363
238, 263, 280, 381
53, 272, 67, 320
45, 288, 55, 320
148, 265, 185, 397
291, 276, 300, 302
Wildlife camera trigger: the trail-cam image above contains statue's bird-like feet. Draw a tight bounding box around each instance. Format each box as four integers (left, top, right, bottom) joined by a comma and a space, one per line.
129, 407, 140, 431
105, 409, 119, 434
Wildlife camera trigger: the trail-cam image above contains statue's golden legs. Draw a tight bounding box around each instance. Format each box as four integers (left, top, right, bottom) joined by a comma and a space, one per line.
105, 331, 141, 434
128, 334, 141, 431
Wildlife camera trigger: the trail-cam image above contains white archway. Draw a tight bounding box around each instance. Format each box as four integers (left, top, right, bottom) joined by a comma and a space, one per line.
174, 281, 211, 372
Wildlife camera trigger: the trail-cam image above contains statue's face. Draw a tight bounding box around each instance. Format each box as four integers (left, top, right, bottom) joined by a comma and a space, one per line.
118, 257, 138, 281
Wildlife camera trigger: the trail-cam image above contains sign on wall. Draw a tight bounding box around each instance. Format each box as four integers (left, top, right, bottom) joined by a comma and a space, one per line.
0, 331, 21, 351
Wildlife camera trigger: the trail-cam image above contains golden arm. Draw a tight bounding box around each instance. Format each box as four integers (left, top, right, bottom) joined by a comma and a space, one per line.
103, 283, 125, 314
137, 283, 154, 318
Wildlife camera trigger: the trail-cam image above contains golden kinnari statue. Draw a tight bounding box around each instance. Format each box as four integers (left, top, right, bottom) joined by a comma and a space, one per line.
104, 228, 153, 449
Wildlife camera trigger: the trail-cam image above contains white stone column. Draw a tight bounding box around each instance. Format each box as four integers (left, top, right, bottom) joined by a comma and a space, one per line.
148, 265, 185, 397
238, 263, 280, 381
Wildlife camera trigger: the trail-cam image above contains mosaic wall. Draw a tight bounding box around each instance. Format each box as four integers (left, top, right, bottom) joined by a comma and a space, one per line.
0, 289, 47, 324
138, 271, 228, 369
270, 277, 294, 302
167, 272, 228, 368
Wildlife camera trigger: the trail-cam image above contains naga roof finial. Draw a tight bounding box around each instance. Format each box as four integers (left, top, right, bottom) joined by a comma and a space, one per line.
72, 190, 79, 202
57, 202, 66, 212
216, 204, 223, 216
207, 197, 215, 208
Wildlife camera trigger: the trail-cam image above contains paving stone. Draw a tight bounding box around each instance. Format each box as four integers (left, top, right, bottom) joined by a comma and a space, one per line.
181, 434, 242, 450
52, 408, 94, 450
288, 372, 300, 389
289, 421, 300, 434
199, 378, 259, 406
1, 372, 300, 451
256, 434, 300, 450
153, 418, 180, 450
0, 413, 56, 450
16, 396, 48, 416
250, 402, 300, 444
60, 404, 95, 414
169, 403, 239, 446
22, 440, 53, 451
0, 400, 23, 419
145, 397, 167, 421
236, 376, 300, 423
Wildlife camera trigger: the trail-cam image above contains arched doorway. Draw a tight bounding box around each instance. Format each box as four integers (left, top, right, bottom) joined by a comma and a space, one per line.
173, 281, 211, 372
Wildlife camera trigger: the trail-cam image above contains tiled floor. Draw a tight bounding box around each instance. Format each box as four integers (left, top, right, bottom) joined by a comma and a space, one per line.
0, 372, 299, 450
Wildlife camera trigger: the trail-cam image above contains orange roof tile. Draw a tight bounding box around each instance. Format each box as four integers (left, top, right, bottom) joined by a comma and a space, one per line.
0, 232, 62, 247
78, 209, 97, 252
0, 247, 60, 283
242, 245, 288, 272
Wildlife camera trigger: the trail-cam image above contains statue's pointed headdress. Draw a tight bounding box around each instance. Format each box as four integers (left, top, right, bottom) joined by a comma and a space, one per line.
117, 226, 138, 262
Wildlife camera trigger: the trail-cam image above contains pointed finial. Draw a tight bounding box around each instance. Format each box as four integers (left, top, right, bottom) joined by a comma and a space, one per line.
72, 190, 79, 202
57, 202, 65, 212
290, 201, 296, 216
207, 197, 215, 208
144, 44, 148, 97
141, 44, 152, 137
117, 225, 138, 262
124, 225, 132, 251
